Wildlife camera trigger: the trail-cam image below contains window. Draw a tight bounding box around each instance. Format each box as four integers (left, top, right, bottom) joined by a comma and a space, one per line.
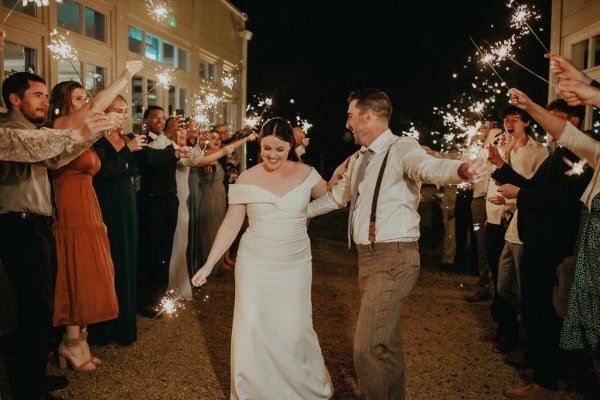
85, 7, 106, 42
147, 79, 158, 106
2, 0, 36, 17
592, 107, 600, 136
593, 34, 600, 68
178, 49, 188, 71
58, 60, 81, 83
146, 34, 162, 62
3, 42, 36, 79
179, 88, 188, 115
131, 77, 144, 120
85, 64, 105, 94
199, 59, 207, 79
128, 26, 144, 55
163, 42, 176, 67
57, 0, 82, 33
208, 63, 216, 81
223, 102, 238, 130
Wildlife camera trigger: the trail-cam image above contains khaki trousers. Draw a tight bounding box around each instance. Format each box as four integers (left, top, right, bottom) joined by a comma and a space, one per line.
355, 241, 420, 400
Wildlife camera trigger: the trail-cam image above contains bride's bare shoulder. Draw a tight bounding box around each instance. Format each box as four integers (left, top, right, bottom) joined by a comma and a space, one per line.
236, 164, 262, 184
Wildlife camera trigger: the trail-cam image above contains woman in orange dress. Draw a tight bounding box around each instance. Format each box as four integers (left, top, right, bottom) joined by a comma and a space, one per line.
48, 61, 143, 371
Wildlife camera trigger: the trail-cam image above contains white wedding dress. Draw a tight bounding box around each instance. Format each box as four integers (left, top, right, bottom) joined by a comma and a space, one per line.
167, 164, 192, 300
227, 168, 333, 399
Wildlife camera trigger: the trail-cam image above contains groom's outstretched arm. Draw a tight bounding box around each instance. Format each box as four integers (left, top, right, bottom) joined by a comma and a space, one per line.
307, 155, 355, 218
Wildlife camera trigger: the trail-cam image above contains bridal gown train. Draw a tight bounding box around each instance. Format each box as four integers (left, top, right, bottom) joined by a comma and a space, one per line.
227, 168, 333, 400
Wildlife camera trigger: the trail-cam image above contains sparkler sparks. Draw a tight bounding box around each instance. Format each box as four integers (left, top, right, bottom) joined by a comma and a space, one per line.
564, 157, 587, 176
155, 67, 176, 90
146, 0, 170, 23
155, 289, 185, 318
221, 73, 236, 90
47, 29, 78, 62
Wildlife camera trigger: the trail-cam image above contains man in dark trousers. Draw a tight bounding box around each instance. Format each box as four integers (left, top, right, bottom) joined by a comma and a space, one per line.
490, 99, 592, 399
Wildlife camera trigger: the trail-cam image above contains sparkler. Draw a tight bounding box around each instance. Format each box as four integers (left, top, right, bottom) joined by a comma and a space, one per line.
131, 66, 176, 107
146, 0, 170, 23
155, 289, 186, 318
508, 2, 549, 53
563, 157, 587, 176
221, 73, 236, 90
469, 37, 507, 86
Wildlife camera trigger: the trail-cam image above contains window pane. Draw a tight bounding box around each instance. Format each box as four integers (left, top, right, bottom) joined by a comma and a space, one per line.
168, 86, 176, 116
58, 60, 81, 83
178, 49, 188, 71
163, 42, 176, 67
145, 34, 162, 62
2, 0, 36, 17
3, 42, 36, 79
85, 64, 105, 95
592, 107, 600, 137
571, 40, 589, 70
199, 60, 207, 79
131, 76, 144, 120
85, 8, 106, 42
57, 0, 82, 33
179, 88, 188, 115
208, 63, 216, 81
128, 26, 144, 55
147, 79, 158, 106
593, 35, 600, 68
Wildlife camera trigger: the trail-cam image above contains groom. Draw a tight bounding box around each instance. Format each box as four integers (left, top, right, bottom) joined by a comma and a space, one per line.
308, 88, 486, 399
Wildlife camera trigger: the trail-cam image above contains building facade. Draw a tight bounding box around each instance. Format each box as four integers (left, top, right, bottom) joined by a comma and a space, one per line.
0, 0, 251, 133
550, 0, 600, 132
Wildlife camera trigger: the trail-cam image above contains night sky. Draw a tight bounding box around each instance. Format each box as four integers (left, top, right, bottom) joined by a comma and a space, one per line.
229, 0, 552, 173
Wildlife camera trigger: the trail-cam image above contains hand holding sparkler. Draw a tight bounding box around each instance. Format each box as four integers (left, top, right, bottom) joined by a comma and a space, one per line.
458, 157, 488, 183
487, 194, 506, 205
497, 183, 520, 200
557, 80, 600, 108
544, 53, 587, 82
508, 88, 533, 110
191, 265, 211, 287
126, 135, 148, 152
76, 111, 120, 143
121, 60, 144, 79
487, 142, 505, 168
175, 146, 193, 159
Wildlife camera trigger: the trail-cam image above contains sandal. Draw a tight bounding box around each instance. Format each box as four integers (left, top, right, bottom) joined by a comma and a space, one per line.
80, 331, 101, 365
58, 335, 96, 372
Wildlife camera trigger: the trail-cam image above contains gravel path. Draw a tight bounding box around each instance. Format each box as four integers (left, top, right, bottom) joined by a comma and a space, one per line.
1, 210, 599, 399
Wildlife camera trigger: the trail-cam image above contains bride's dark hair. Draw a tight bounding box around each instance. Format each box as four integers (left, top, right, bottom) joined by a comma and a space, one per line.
259, 117, 299, 161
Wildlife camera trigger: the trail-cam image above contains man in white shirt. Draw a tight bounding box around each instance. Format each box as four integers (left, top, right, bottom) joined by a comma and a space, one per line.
293, 126, 310, 162
308, 89, 487, 400
492, 106, 548, 354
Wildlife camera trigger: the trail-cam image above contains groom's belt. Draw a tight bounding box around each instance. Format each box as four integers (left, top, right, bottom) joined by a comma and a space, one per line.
355, 241, 417, 254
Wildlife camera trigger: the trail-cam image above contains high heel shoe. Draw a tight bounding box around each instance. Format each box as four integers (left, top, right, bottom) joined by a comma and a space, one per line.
80, 331, 101, 365
57, 335, 96, 372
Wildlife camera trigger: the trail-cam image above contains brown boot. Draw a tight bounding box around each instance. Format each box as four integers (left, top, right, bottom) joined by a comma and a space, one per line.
504, 383, 558, 399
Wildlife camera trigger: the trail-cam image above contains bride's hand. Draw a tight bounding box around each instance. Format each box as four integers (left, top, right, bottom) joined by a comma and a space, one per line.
192, 265, 212, 287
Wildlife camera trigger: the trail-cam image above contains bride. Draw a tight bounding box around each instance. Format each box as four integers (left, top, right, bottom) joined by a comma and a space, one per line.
192, 117, 334, 399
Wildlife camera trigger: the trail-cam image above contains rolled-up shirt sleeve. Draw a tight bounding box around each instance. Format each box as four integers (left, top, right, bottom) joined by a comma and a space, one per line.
0, 127, 77, 163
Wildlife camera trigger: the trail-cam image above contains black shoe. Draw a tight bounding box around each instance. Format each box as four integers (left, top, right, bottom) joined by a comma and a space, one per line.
36, 393, 63, 400
492, 337, 518, 353
46, 374, 69, 391
138, 305, 160, 319
504, 350, 530, 368
465, 291, 492, 302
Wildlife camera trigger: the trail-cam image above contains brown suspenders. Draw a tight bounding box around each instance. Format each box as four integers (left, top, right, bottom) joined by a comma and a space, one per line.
368, 145, 392, 244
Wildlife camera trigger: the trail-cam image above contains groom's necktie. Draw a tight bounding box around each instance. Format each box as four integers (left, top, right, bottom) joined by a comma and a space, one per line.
347, 149, 373, 249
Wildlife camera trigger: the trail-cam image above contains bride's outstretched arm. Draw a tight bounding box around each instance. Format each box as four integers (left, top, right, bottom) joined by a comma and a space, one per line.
191, 204, 246, 286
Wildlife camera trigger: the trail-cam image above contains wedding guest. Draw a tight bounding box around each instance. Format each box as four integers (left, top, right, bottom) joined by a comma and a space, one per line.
89, 95, 147, 346
47, 61, 143, 371
0, 71, 119, 399
490, 96, 592, 399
